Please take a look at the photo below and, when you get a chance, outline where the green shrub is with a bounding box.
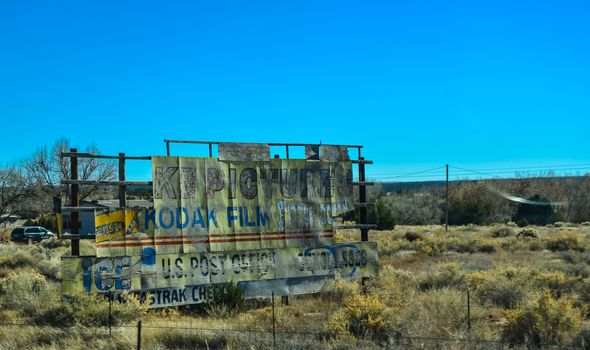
[502,289,584,347]
[368,198,396,230]
[205,282,245,317]
[404,231,422,242]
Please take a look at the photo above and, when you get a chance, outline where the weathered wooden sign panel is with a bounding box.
[95,156,354,257]
[62,241,378,307]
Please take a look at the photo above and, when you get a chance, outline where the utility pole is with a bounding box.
[445,164,449,232]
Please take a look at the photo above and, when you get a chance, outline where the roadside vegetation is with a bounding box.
[1,224,590,349]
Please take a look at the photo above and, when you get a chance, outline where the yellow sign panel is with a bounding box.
[96,156,354,257]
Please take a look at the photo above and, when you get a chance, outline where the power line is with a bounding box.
[368,164,590,181]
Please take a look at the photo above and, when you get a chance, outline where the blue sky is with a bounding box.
[1,0,589,181]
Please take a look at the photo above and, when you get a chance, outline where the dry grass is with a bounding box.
[0,224,589,349]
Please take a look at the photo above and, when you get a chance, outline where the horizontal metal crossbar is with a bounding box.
[61,180,152,186]
[164,139,363,149]
[61,152,151,160]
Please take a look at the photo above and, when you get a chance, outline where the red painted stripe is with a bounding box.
[102,229,334,242]
[97,234,334,248]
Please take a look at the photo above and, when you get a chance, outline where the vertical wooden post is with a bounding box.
[208,143,213,157]
[271,292,276,349]
[285,145,289,159]
[108,293,113,337]
[136,320,142,350]
[119,153,126,208]
[445,164,449,232]
[166,141,170,156]
[70,148,80,256]
[359,156,368,242]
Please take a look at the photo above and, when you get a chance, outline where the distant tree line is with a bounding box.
[344,176,590,229]
[0,138,115,225]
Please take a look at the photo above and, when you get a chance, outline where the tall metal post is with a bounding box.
[70,148,80,256]
[445,164,449,232]
[119,153,126,208]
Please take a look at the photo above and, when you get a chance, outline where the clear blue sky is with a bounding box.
[1,0,589,181]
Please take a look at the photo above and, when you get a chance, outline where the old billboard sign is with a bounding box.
[62,145,377,307]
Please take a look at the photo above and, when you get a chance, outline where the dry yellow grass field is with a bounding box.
[1,224,590,349]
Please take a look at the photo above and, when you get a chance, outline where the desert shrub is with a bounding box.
[491,227,514,238]
[205,281,245,317]
[445,236,476,253]
[404,231,422,242]
[0,269,57,315]
[502,289,584,347]
[447,182,513,225]
[366,265,412,307]
[40,238,70,249]
[528,238,545,251]
[572,328,590,349]
[578,278,590,304]
[533,271,578,297]
[418,263,464,291]
[517,228,539,238]
[419,236,447,256]
[155,331,227,350]
[325,278,361,302]
[36,256,62,280]
[394,287,493,343]
[35,292,147,327]
[466,268,532,309]
[386,191,443,225]
[545,232,584,252]
[472,237,498,253]
[0,250,36,269]
[328,294,392,341]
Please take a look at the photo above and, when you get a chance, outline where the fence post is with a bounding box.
[271,292,276,349]
[137,320,142,350]
[467,290,472,332]
[108,293,112,337]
